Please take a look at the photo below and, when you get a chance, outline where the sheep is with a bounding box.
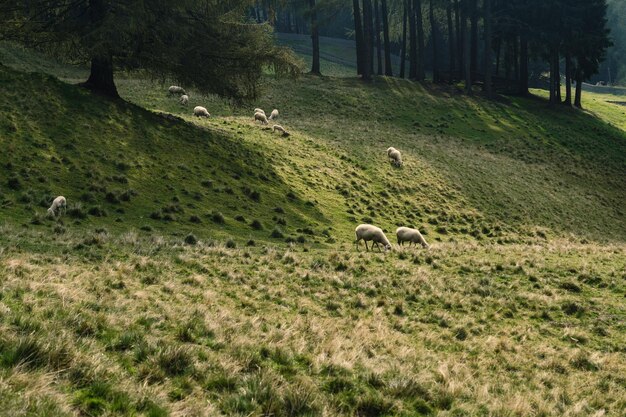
[396,227,429,248]
[194,106,210,118]
[272,124,290,137]
[180,94,189,106]
[254,111,269,125]
[254,108,266,115]
[268,109,279,120]
[355,224,392,252]
[47,196,66,217]
[387,147,402,166]
[168,85,186,96]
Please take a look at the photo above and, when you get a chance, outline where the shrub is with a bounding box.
[184,234,198,245]
[250,219,263,230]
[270,227,284,239]
[211,211,225,224]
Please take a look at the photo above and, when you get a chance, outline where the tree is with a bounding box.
[381,0,393,76]
[400,0,408,78]
[415,0,426,80]
[0,0,300,101]
[309,0,321,75]
[353,0,366,75]
[483,0,493,97]
[447,0,456,78]
[430,0,440,83]
[374,0,383,75]
[362,0,375,78]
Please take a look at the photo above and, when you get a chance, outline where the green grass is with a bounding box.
[0,43,625,416]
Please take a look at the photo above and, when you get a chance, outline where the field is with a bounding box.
[0,42,625,416]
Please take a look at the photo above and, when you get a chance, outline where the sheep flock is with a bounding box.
[42,86,426,254]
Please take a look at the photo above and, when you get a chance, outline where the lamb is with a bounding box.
[272,125,290,137]
[387,147,403,166]
[180,94,189,106]
[396,227,429,248]
[47,196,66,217]
[268,109,279,120]
[254,108,266,115]
[168,85,186,96]
[254,111,269,125]
[355,224,392,252]
[193,106,210,118]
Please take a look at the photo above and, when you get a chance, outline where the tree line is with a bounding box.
[0,0,302,100]
[263,0,612,107]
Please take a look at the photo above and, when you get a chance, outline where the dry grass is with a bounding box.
[1,227,624,416]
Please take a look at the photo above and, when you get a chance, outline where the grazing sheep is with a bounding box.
[355,224,392,252]
[396,227,429,248]
[272,125,290,137]
[180,94,189,106]
[254,108,266,115]
[194,106,210,118]
[387,147,402,166]
[254,112,269,125]
[269,109,279,120]
[47,196,66,217]
[168,85,186,96]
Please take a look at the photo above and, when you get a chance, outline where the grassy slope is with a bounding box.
[0,43,625,417]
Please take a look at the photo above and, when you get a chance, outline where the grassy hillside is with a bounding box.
[0,44,625,417]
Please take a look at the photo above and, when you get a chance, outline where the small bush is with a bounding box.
[226,239,236,249]
[270,227,284,239]
[250,219,263,230]
[184,234,198,245]
[211,211,225,224]
[189,215,202,224]
[235,215,246,222]
[7,176,21,190]
[88,206,107,217]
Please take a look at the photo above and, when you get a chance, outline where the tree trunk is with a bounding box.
[555,49,561,102]
[83,54,118,98]
[353,0,365,76]
[381,0,393,76]
[462,1,471,93]
[363,0,374,79]
[574,65,583,108]
[518,32,529,95]
[549,47,556,104]
[447,1,455,78]
[461,3,472,94]
[400,0,408,78]
[255,0,261,23]
[495,36,501,75]
[430,0,439,83]
[513,36,519,81]
[483,0,492,97]
[455,0,462,79]
[309,0,321,75]
[469,0,478,76]
[564,52,572,105]
[374,0,383,75]
[409,0,418,79]
[415,0,425,81]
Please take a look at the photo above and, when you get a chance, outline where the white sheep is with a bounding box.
[254,108,266,115]
[396,227,429,248]
[194,106,210,118]
[180,94,189,106]
[254,112,269,125]
[269,109,279,120]
[168,85,186,96]
[387,147,402,166]
[272,125,290,137]
[355,224,392,252]
[47,196,66,217]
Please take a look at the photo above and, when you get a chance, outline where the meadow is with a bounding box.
[0,42,625,416]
